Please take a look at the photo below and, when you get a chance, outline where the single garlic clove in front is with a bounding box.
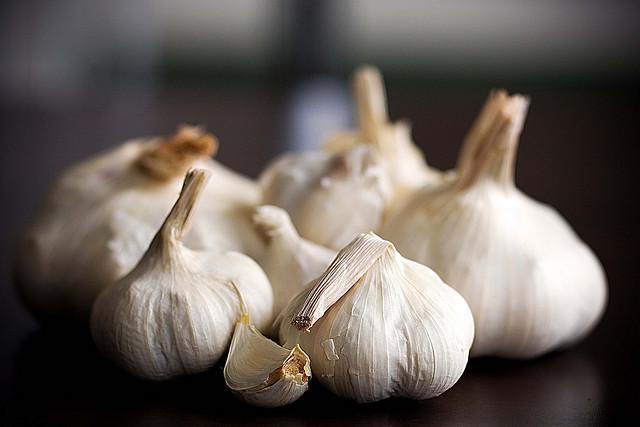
[224,285,311,408]
[325,65,442,203]
[383,91,607,359]
[14,125,263,322]
[90,169,273,380]
[278,232,474,403]
[260,145,393,250]
[253,205,336,318]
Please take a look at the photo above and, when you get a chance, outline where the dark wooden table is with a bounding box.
[1,84,637,426]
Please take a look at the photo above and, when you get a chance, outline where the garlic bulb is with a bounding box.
[383,91,607,359]
[260,145,392,250]
[15,125,263,321]
[224,285,311,407]
[253,205,336,317]
[91,169,273,380]
[325,65,442,199]
[277,232,474,403]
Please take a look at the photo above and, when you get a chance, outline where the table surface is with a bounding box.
[0,84,637,426]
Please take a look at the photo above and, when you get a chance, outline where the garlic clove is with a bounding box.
[382,91,607,359]
[325,65,442,199]
[224,286,311,408]
[15,126,263,322]
[253,205,336,318]
[260,145,392,250]
[91,169,273,380]
[278,232,474,403]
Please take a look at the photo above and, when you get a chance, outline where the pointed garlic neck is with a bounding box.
[136,125,218,181]
[293,233,391,331]
[455,92,529,191]
[354,66,389,142]
[146,169,211,259]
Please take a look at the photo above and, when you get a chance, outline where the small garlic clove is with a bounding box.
[91,169,273,380]
[253,205,336,318]
[224,287,311,408]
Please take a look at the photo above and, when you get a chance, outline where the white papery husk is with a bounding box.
[277,233,474,403]
[91,169,273,380]
[15,126,263,322]
[383,91,607,359]
[224,305,311,408]
[259,145,392,250]
[253,205,336,318]
[325,65,443,204]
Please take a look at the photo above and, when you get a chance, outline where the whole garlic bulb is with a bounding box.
[15,125,263,322]
[277,232,474,403]
[253,205,336,318]
[224,285,311,408]
[383,91,607,359]
[325,65,442,199]
[91,169,273,380]
[260,145,392,250]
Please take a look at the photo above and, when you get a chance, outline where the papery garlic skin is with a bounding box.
[260,146,392,250]
[325,65,442,200]
[225,306,311,407]
[278,233,474,403]
[383,92,607,359]
[15,126,263,322]
[253,205,336,317]
[91,169,273,380]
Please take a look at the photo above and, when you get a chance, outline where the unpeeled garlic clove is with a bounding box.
[91,169,273,380]
[260,145,392,250]
[253,205,336,318]
[224,285,311,408]
[278,232,474,403]
[383,91,607,359]
[14,125,263,322]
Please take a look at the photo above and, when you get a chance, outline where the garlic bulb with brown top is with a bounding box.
[14,126,263,322]
[383,91,607,359]
[91,169,273,380]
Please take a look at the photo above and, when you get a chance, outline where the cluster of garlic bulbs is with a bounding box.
[14,125,264,322]
[14,64,606,408]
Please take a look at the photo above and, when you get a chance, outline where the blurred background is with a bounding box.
[1,1,639,425]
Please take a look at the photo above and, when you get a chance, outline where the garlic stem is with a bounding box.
[354,65,389,141]
[456,93,529,190]
[293,233,391,331]
[136,125,218,181]
[456,90,508,174]
[154,168,211,247]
